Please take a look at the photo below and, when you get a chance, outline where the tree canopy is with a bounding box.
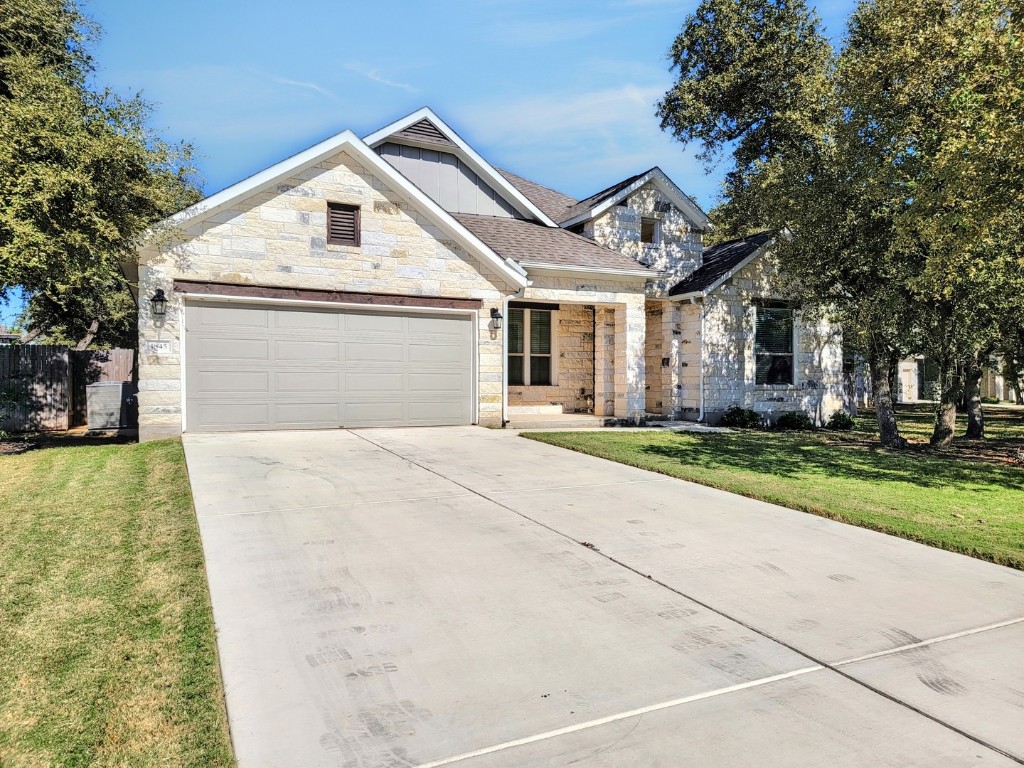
[0,0,200,348]
[659,0,1024,446]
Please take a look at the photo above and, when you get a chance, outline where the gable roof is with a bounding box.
[453,214,652,276]
[560,167,712,231]
[148,129,528,289]
[669,231,774,298]
[496,169,578,224]
[362,108,558,227]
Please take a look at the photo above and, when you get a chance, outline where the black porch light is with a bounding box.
[149,288,167,317]
[490,308,503,329]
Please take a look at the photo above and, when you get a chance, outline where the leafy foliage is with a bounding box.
[775,411,816,431]
[720,406,764,429]
[659,0,1024,446]
[0,1,200,348]
[825,410,855,431]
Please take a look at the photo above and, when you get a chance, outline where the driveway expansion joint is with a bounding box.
[351,430,1024,767]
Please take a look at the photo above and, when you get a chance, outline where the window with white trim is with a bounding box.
[508,307,553,386]
[641,217,661,245]
[755,303,795,385]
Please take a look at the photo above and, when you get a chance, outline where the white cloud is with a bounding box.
[271,77,334,98]
[344,64,417,93]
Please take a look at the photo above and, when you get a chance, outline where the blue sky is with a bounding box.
[1,0,857,327]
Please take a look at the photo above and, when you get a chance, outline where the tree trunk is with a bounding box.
[869,347,904,448]
[964,362,985,439]
[930,356,961,447]
[74,319,99,351]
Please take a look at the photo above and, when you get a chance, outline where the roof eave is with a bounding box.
[143,130,528,290]
[668,237,775,300]
[520,261,657,280]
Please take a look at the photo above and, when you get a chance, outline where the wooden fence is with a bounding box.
[0,345,135,432]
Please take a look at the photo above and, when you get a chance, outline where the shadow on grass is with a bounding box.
[638,431,1024,493]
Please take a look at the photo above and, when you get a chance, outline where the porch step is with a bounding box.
[507,404,565,415]
[507,413,611,429]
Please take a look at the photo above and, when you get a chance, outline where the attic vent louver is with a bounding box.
[395,118,455,146]
[655,201,672,213]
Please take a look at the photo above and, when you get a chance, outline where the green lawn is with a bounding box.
[0,439,234,767]
[525,405,1024,569]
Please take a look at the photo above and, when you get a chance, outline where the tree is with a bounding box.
[0,0,199,349]
[658,0,1024,448]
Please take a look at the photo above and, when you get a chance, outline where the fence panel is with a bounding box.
[0,345,71,431]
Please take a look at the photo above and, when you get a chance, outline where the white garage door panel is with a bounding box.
[185,302,474,432]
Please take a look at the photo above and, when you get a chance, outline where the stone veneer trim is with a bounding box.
[173,279,483,310]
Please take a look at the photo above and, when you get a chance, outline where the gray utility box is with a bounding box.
[86,381,137,430]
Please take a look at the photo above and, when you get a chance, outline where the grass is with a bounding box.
[525,405,1024,569]
[0,438,234,767]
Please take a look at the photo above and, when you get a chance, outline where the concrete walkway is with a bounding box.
[184,427,1024,768]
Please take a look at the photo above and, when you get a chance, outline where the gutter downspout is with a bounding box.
[690,295,706,422]
[501,283,530,427]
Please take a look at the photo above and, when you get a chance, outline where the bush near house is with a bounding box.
[0,437,234,767]
[775,411,816,431]
[826,410,856,431]
[719,406,764,429]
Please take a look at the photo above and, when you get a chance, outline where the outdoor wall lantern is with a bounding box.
[149,288,167,318]
[490,308,503,330]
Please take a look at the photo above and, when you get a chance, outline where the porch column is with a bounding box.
[662,302,684,418]
[594,306,616,417]
[613,297,646,421]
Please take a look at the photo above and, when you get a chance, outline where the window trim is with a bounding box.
[640,216,661,245]
[327,202,361,247]
[508,306,557,387]
[754,302,796,386]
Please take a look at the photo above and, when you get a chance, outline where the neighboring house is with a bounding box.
[898,356,1021,404]
[131,107,844,441]
[0,326,21,344]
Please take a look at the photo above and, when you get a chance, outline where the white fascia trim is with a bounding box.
[667,241,774,301]
[560,167,712,232]
[148,129,527,289]
[362,107,559,228]
[520,262,656,280]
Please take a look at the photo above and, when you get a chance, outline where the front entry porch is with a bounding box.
[504,292,647,424]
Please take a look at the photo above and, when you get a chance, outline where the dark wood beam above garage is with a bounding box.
[173,280,484,310]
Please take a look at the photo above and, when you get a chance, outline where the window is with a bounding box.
[327,203,360,246]
[508,307,553,386]
[641,217,661,245]
[755,303,794,385]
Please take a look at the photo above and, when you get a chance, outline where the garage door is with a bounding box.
[184,302,474,431]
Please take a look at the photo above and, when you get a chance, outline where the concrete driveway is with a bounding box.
[184,427,1024,767]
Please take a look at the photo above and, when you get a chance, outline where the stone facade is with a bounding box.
[507,304,595,413]
[591,183,703,297]
[698,257,844,425]
[137,148,518,440]
[512,275,648,420]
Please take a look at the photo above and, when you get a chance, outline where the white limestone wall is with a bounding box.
[137,148,517,440]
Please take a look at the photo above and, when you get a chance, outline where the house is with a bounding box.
[132,108,844,441]
[0,326,21,344]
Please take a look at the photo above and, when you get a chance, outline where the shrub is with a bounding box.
[825,410,855,431]
[775,411,816,431]
[719,406,763,429]
[980,396,1000,404]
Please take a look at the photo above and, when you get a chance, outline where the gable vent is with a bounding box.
[655,201,672,213]
[395,118,456,147]
[327,203,360,246]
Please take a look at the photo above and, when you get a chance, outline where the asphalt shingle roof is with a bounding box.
[669,231,774,296]
[454,213,650,273]
[561,169,652,222]
[496,169,578,223]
